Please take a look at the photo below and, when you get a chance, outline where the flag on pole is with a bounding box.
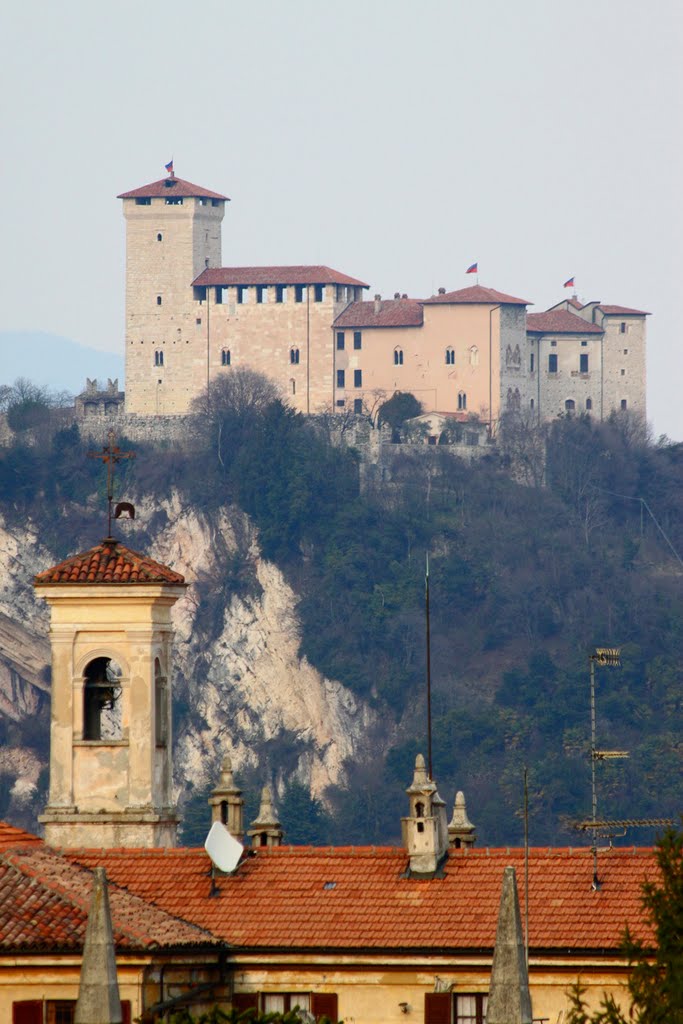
[564,277,575,288]
[165,159,174,176]
[466,263,478,274]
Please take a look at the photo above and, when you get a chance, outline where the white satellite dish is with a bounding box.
[204,821,244,873]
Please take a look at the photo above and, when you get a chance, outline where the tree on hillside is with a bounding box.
[566,824,683,1024]
[377,391,423,433]
[1,377,72,434]
[192,369,281,470]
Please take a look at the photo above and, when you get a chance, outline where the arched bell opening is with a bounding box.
[83,657,123,741]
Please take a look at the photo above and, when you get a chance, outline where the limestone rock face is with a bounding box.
[0,498,374,833]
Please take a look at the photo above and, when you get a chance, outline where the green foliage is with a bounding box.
[566,825,683,1024]
[377,391,423,430]
[167,1004,339,1024]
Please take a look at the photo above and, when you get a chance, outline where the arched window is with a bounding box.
[445,347,455,365]
[154,350,164,367]
[157,233,163,242]
[154,658,167,747]
[469,345,479,367]
[394,347,403,365]
[290,348,300,365]
[586,397,593,410]
[458,391,467,411]
[221,349,231,366]
[565,398,576,413]
[415,801,425,818]
[83,657,123,741]
[156,295,162,306]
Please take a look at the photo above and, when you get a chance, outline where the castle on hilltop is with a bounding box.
[119,170,648,425]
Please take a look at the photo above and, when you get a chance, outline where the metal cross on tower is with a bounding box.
[88,431,136,537]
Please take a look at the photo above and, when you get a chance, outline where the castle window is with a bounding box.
[621,398,628,410]
[156,295,162,306]
[445,347,455,365]
[469,345,479,367]
[580,353,589,373]
[336,399,346,407]
[196,318,202,326]
[621,368,626,375]
[624,348,629,354]
[135,197,151,205]
[336,332,345,351]
[221,349,231,366]
[276,285,287,303]
[314,284,325,302]
[336,285,344,301]
[458,391,467,410]
[550,339,557,347]
[211,198,220,207]
[530,398,534,409]
[529,352,535,373]
[83,657,123,742]
[581,340,588,347]
[354,398,363,413]
[415,801,425,818]
[586,398,593,410]
[353,331,362,350]
[215,287,223,305]
[295,285,306,303]
[256,285,267,304]
[291,379,296,395]
[620,322,627,334]
[394,347,404,365]
[354,369,362,387]
[237,286,248,304]
[157,233,163,241]
[548,354,558,373]
[154,350,164,367]
[164,197,183,205]
[337,369,345,388]
[290,348,300,365]
[154,659,167,747]
[565,399,575,412]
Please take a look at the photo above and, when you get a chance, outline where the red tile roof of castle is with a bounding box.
[334,298,424,328]
[68,844,655,953]
[0,822,43,850]
[34,539,185,586]
[598,304,650,316]
[423,286,529,306]
[117,176,229,201]
[0,845,218,953]
[194,266,369,288]
[527,311,604,334]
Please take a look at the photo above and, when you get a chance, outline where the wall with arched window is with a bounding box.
[290,348,300,365]
[445,347,455,365]
[83,656,123,741]
[394,347,403,365]
[457,391,467,411]
[221,349,231,366]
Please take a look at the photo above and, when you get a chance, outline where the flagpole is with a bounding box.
[425,553,433,781]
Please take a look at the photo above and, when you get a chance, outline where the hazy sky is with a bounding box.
[2,0,682,437]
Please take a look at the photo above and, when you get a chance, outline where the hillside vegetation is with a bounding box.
[0,377,681,847]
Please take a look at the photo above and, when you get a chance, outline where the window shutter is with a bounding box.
[312,992,338,1021]
[13,1003,43,1024]
[121,1001,132,1024]
[425,992,452,1024]
[233,992,259,1015]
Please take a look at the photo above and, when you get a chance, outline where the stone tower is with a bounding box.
[118,172,229,415]
[247,786,284,848]
[35,537,186,848]
[208,754,245,841]
[400,754,449,874]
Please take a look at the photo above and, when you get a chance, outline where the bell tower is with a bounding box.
[35,537,186,849]
[401,754,449,874]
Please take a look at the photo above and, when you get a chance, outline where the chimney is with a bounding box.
[208,753,245,841]
[400,754,449,875]
[402,293,408,299]
[448,790,476,849]
[374,293,382,315]
[247,785,284,848]
[438,287,446,295]
[394,292,401,299]
[74,868,122,1024]
[486,867,533,1024]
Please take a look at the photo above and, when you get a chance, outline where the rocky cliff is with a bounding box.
[0,496,374,836]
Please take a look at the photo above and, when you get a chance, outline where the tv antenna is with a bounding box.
[204,820,244,895]
[88,430,136,537]
[574,647,674,889]
[425,552,433,781]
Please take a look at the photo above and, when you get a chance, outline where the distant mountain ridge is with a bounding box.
[0,331,124,396]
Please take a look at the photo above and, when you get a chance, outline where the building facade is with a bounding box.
[119,170,648,426]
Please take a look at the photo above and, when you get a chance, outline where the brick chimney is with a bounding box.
[247,785,284,848]
[374,293,382,315]
[208,753,244,841]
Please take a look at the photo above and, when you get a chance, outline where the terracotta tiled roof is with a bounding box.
[423,286,529,306]
[598,304,650,316]
[69,845,655,953]
[0,822,43,850]
[34,539,185,586]
[334,299,424,329]
[0,847,219,953]
[527,311,603,334]
[194,266,369,288]
[118,176,229,201]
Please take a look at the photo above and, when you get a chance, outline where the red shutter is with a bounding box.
[13,1003,43,1024]
[233,992,259,1016]
[312,993,338,1022]
[425,992,452,1024]
[121,1001,132,1024]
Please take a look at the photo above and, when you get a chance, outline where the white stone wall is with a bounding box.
[533,332,604,420]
